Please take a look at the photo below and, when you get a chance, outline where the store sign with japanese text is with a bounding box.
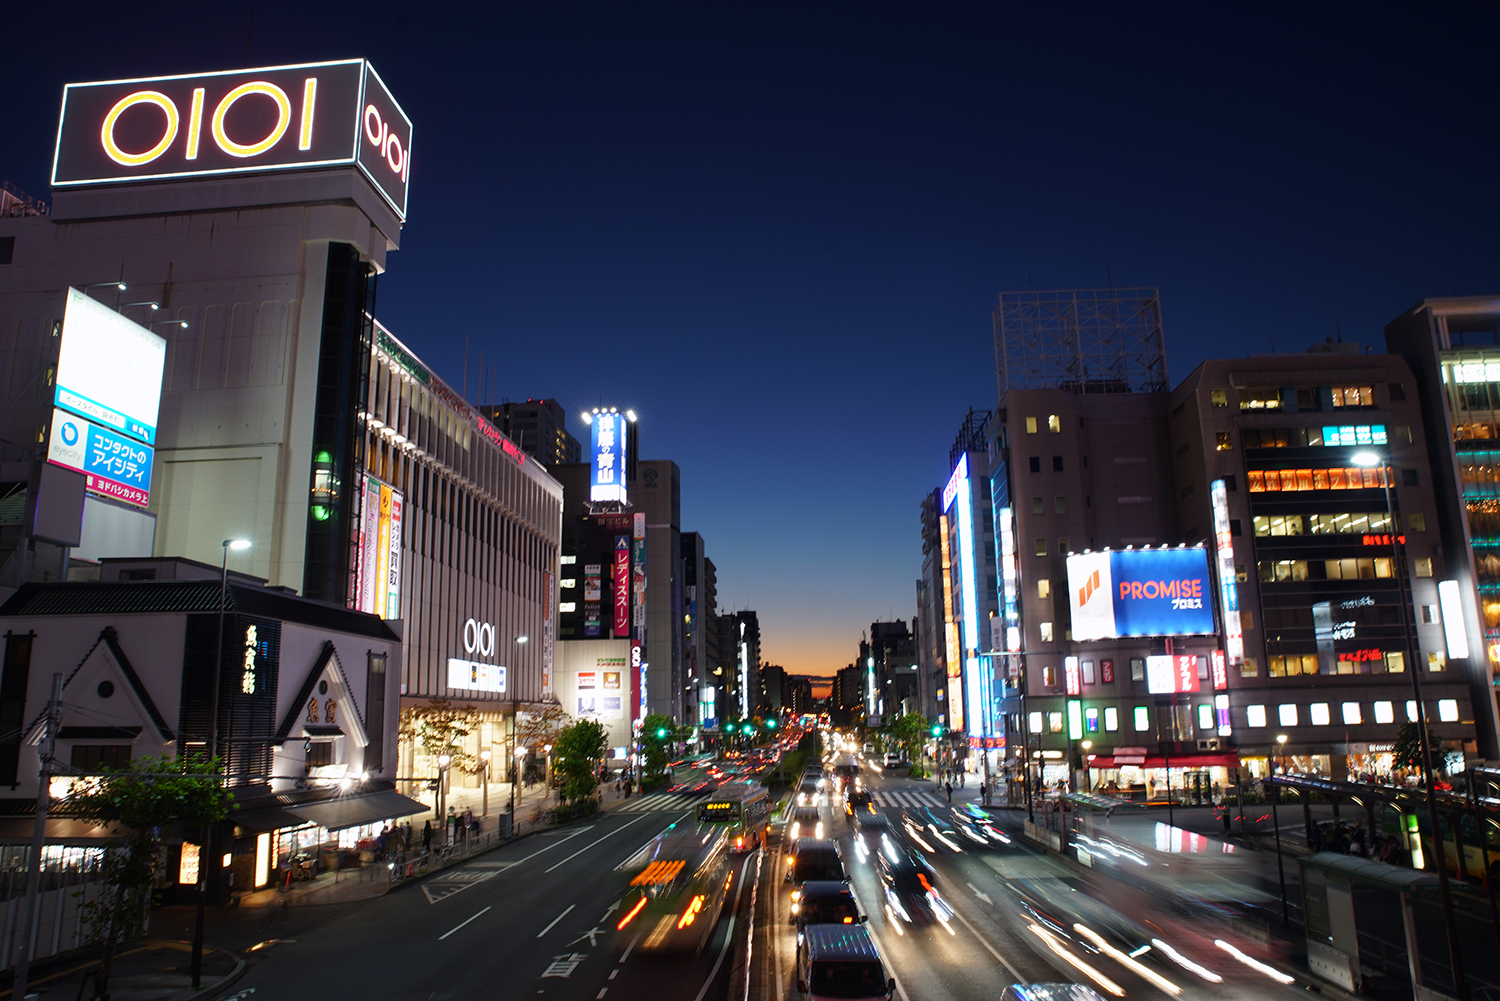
[353,474,402,619]
[1145,654,1200,694]
[591,412,628,503]
[52,60,412,220]
[613,536,630,636]
[55,288,166,446]
[47,408,154,508]
[1067,548,1215,641]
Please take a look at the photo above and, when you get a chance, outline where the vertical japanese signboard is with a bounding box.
[583,563,602,637]
[590,412,628,503]
[353,473,402,619]
[612,536,630,637]
[633,512,647,721]
[1210,479,1243,666]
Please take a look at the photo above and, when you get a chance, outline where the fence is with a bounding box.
[0,846,105,970]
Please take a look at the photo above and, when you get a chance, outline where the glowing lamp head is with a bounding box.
[225,539,251,551]
[1351,451,1382,468]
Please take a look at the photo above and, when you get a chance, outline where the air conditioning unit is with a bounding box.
[1197,739,1220,751]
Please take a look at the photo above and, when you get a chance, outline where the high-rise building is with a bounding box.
[681,532,717,727]
[477,399,582,468]
[832,663,864,726]
[1386,298,1500,756]
[760,663,786,714]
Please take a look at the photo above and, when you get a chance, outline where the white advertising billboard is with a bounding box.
[56,289,167,445]
[352,473,402,619]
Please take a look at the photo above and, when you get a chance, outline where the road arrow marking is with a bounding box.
[600,900,620,922]
[967,882,993,905]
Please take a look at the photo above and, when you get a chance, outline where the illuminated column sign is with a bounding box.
[1210,479,1244,665]
[591,412,629,503]
[1000,506,1020,653]
[945,455,985,740]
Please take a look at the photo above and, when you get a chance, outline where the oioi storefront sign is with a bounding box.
[52,59,412,220]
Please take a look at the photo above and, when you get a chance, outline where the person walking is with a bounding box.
[979,781,987,806]
[945,780,953,803]
[422,820,434,853]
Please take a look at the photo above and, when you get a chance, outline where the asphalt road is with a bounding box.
[764,754,1318,1001]
[235,794,748,1001]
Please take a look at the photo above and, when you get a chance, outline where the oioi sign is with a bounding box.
[52,59,412,220]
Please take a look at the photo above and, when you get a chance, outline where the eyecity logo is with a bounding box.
[53,59,413,221]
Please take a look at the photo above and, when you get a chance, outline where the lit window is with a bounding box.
[1197,705,1213,730]
[1037,579,1051,599]
[1085,708,1099,732]
[1240,658,1258,678]
[1341,702,1362,725]
[1025,417,1038,434]
[560,578,577,589]
[1104,707,1119,732]
[1246,705,1267,727]
[1278,704,1298,727]
[1428,652,1446,671]
[1039,622,1054,642]
[1133,706,1150,731]
[1310,703,1331,726]
[1048,712,1063,733]
[1373,702,1394,724]
[1414,558,1433,578]
[1210,389,1228,408]
[1028,711,1043,734]
[560,555,577,564]
[1330,385,1375,407]
[1035,539,1047,557]
[1410,512,1427,532]
[1048,415,1061,433]
[1439,699,1459,723]
[1386,651,1406,673]
[558,602,577,613]
[1216,431,1233,451]
[1406,700,1418,722]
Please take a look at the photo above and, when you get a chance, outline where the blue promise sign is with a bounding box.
[1067,547,1215,641]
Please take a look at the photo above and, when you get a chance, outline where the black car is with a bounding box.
[787,804,824,842]
[792,879,864,933]
[874,840,952,926]
[787,838,848,909]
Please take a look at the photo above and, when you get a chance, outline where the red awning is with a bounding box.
[1086,753,1242,769]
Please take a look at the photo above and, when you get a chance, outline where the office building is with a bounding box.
[477,399,582,468]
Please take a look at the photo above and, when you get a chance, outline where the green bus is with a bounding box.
[697,781,771,852]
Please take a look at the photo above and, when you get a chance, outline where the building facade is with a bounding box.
[477,399,582,468]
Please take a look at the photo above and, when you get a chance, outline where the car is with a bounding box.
[787,838,848,908]
[798,777,822,805]
[844,789,873,816]
[874,839,952,927]
[798,924,894,1001]
[792,879,864,932]
[882,752,902,769]
[788,805,824,841]
[849,811,892,861]
[999,987,1108,1001]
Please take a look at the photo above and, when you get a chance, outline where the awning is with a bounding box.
[286,790,427,832]
[229,807,311,833]
[1086,752,1242,769]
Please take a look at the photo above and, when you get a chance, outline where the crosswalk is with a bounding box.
[870,790,949,810]
[612,792,701,813]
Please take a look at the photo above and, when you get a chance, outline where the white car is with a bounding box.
[883,753,902,769]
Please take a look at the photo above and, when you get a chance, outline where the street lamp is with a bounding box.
[1276,733,1288,774]
[151,318,189,330]
[480,749,491,818]
[192,537,248,988]
[1351,448,1467,995]
[437,753,452,838]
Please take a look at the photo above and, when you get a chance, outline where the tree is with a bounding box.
[554,719,609,805]
[890,712,927,765]
[1393,721,1440,774]
[399,700,483,775]
[70,755,233,999]
[516,703,569,752]
[640,713,674,782]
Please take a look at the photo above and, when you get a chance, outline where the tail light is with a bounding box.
[678,894,706,929]
[617,897,648,930]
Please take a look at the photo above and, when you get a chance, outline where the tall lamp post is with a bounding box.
[480,749,491,818]
[191,537,248,989]
[1273,734,1289,926]
[1353,449,1468,998]
[437,753,452,841]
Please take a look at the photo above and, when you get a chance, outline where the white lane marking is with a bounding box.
[945,890,1028,983]
[544,815,649,873]
[618,931,643,963]
[512,826,596,865]
[966,882,993,905]
[438,905,491,940]
[608,970,619,980]
[691,854,753,1001]
[536,904,576,938]
[596,991,607,999]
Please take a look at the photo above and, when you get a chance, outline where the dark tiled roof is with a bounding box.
[0,580,399,641]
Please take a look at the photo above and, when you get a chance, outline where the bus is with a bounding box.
[615,821,733,955]
[697,781,771,852]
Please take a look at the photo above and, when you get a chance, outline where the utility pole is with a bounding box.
[14,673,62,999]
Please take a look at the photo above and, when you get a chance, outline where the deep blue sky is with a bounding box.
[8,3,1499,675]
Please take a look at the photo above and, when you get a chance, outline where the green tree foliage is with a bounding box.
[890,712,927,765]
[70,755,233,999]
[640,713,674,781]
[399,699,483,775]
[554,719,609,805]
[1393,721,1439,774]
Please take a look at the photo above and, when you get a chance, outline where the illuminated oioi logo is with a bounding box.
[99,79,317,166]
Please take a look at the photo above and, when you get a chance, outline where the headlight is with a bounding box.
[791,823,800,839]
[815,822,824,839]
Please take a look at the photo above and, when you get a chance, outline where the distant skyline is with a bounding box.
[6,3,1499,678]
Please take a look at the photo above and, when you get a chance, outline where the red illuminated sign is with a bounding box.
[1100,658,1114,684]
[1064,659,1081,696]
[52,60,412,220]
[1338,648,1383,663]
[1361,534,1405,547]
[1211,650,1227,691]
[613,537,630,637]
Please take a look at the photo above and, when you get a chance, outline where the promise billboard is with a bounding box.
[1066,547,1215,640]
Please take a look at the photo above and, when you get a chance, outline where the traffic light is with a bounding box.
[931,724,943,738]
[766,719,777,730]
[656,727,668,739]
[743,723,754,734]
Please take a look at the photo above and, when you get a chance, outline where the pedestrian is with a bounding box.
[959,769,965,789]
[422,820,433,853]
[945,780,953,803]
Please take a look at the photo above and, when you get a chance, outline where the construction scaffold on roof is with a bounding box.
[993,288,1168,397]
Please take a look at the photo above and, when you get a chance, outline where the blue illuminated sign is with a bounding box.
[1067,547,1215,641]
[590,412,628,503]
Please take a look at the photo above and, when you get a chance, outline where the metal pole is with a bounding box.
[1166,744,1173,828]
[1270,777,1289,927]
[510,695,517,822]
[191,543,231,988]
[1383,463,1467,998]
[13,674,61,999]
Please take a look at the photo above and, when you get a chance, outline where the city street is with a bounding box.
[234,794,744,1001]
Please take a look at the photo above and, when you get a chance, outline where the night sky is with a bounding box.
[7,4,1499,678]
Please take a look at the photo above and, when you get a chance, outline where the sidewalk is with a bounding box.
[0,939,243,1001]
